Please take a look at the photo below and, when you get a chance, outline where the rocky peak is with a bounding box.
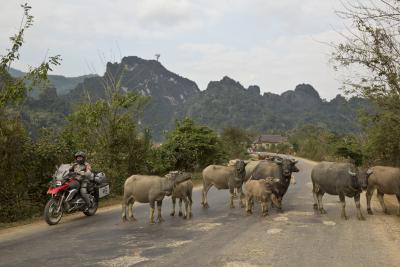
[247,85,261,95]
[294,84,320,99]
[206,76,246,94]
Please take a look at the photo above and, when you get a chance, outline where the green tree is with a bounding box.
[332,0,400,166]
[159,118,227,172]
[64,91,150,194]
[288,125,338,161]
[0,3,62,222]
[220,126,255,159]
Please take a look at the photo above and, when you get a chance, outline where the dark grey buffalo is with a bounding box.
[311,162,371,220]
[250,157,299,209]
[366,166,400,216]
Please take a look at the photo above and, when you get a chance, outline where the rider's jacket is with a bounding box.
[70,162,92,181]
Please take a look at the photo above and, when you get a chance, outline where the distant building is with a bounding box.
[252,134,289,151]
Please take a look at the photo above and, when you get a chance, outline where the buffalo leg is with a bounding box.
[237,187,245,208]
[261,201,268,217]
[317,192,326,214]
[188,193,193,219]
[170,197,176,216]
[396,194,400,216]
[201,182,212,208]
[377,191,388,214]
[246,195,253,215]
[183,197,189,219]
[271,194,280,208]
[157,200,164,222]
[122,195,132,222]
[178,198,183,217]
[354,194,365,220]
[149,202,155,224]
[229,187,235,208]
[312,182,319,210]
[312,191,318,210]
[121,198,128,222]
[262,197,271,216]
[276,196,283,212]
[233,188,238,199]
[128,198,136,221]
[339,193,348,220]
[366,186,374,215]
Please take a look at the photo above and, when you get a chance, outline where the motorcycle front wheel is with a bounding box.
[83,199,98,216]
[44,198,63,225]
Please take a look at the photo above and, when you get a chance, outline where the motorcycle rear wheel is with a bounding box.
[44,198,63,225]
[83,199,98,216]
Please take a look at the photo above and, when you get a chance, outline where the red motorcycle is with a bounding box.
[44,164,110,225]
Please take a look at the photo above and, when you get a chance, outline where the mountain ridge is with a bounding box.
[10,56,369,140]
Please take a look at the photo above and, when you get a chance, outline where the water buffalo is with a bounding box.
[245,160,261,180]
[122,171,190,224]
[169,172,193,219]
[249,157,299,209]
[366,166,400,216]
[244,177,280,216]
[311,162,370,220]
[201,160,247,209]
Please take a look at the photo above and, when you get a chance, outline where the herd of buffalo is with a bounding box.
[121,154,400,224]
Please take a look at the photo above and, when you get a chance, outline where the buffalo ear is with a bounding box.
[366,169,373,176]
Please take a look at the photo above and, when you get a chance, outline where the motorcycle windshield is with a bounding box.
[53,164,72,181]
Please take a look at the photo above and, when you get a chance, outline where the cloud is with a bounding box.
[177,30,343,99]
[0,0,349,99]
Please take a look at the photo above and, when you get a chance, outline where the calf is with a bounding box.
[244,177,280,216]
[366,166,400,216]
[170,176,193,219]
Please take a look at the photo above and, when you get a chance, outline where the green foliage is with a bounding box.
[63,91,150,194]
[220,126,255,159]
[360,108,400,166]
[333,1,400,166]
[158,118,227,172]
[0,3,63,223]
[288,125,364,165]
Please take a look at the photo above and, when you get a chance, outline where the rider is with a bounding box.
[70,151,93,210]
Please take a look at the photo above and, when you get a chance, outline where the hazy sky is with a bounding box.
[0,0,349,99]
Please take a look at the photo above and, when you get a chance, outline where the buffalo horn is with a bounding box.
[348,169,357,176]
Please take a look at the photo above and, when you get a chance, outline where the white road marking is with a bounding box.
[286,211,313,216]
[187,222,222,231]
[267,228,282,234]
[99,254,148,267]
[273,216,289,222]
[224,261,262,267]
[323,220,336,226]
[166,240,192,248]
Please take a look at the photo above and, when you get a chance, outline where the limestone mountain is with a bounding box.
[183,77,369,134]
[9,56,370,140]
[65,56,200,138]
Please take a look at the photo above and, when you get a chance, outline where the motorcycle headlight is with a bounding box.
[56,181,62,186]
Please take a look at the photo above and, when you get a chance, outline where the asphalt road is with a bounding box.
[1,159,400,267]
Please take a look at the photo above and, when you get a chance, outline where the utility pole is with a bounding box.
[155,54,160,61]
